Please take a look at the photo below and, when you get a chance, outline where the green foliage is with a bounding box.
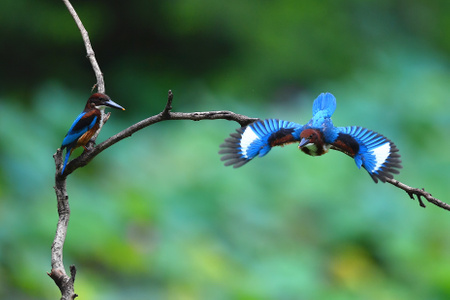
[0,0,449,299]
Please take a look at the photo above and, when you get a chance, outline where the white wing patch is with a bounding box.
[370,142,390,172]
[240,126,259,158]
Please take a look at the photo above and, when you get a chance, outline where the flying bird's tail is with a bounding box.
[312,92,336,118]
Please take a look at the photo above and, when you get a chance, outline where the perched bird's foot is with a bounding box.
[83,141,96,152]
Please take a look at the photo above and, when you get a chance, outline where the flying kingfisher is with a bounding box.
[219,93,401,183]
[60,93,125,174]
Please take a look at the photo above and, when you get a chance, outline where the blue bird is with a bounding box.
[219,93,401,183]
[60,93,125,174]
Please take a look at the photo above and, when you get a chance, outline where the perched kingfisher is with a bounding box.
[60,93,125,174]
[220,93,401,183]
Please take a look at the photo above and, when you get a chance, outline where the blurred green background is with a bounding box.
[1,0,450,299]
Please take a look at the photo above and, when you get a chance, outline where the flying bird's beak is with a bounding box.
[104,99,125,111]
[298,137,310,148]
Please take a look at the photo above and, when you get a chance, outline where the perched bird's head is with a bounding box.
[298,129,328,156]
[86,93,125,111]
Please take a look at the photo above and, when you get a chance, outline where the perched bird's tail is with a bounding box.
[61,147,72,174]
[219,119,302,168]
[312,92,336,118]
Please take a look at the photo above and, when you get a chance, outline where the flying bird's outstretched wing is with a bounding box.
[332,126,402,183]
[220,119,303,168]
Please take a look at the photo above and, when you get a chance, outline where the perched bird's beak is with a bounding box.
[105,99,125,111]
[298,137,310,148]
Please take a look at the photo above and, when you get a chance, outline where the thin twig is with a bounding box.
[385,178,450,211]
[62,0,104,93]
[162,90,174,116]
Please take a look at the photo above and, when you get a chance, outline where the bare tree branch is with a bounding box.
[59,90,259,176]
[49,1,107,299]
[62,0,104,94]
[60,90,449,212]
[52,0,449,299]
[385,178,450,211]
[52,90,449,299]
[51,89,258,299]
[48,153,77,300]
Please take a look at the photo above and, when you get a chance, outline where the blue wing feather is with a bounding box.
[219,119,303,167]
[334,126,402,183]
[61,112,97,148]
[252,122,264,136]
[60,111,98,174]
